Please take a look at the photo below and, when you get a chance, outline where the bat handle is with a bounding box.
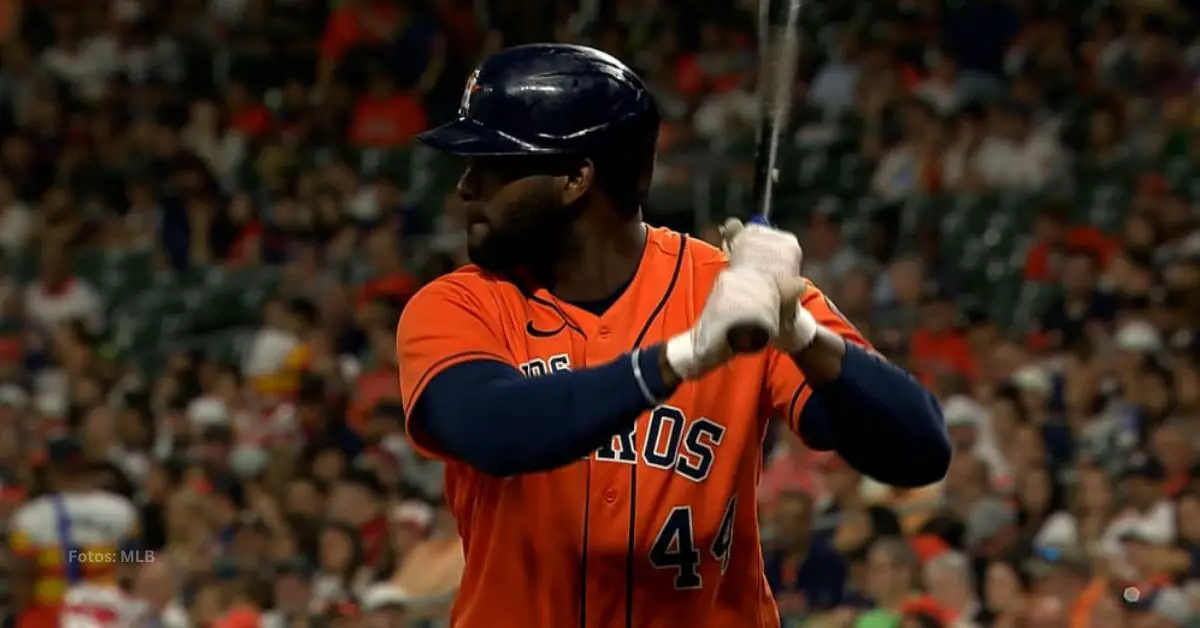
[726,324,771,353]
[725,214,773,352]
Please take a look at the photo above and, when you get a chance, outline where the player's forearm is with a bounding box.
[787,325,847,383]
[414,346,678,476]
[790,341,951,487]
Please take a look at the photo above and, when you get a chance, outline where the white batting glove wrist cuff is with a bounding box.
[665,332,703,380]
[778,306,819,353]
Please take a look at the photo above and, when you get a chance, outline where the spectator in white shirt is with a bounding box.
[180,100,245,191]
[242,297,302,385]
[692,74,757,140]
[24,246,104,334]
[40,12,120,103]
[942,396,1007,482]
[871,99,945,201]
[971,101,1066,191]
[1035,463,1117,552]
[913,47,964,115]
[809,27,862,114]
[1101,457,1176,559]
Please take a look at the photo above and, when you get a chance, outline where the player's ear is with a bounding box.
[561,158,594,205]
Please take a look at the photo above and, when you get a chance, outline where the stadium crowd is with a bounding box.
[0,0,1198,626]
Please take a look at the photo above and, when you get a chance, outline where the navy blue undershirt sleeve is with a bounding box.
[414,345,670,476]
[797,343,950,487]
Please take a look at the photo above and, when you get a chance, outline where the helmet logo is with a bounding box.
[460,69,481,114]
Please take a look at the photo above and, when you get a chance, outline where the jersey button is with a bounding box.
[603,489,617,503]
[597,325,611,337]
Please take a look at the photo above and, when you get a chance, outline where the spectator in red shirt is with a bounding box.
[1024,201,1117,283]
[224,81,272,138]
[910,285,976,385]
[224,193,263,267]
[356,228,418,310]
[674,20,753,96]
[318,0,401,92]
[348,69,428,149]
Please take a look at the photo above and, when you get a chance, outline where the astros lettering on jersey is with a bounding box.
[398,227,868,628]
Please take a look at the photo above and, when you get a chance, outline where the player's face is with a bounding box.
[456,156,588,277]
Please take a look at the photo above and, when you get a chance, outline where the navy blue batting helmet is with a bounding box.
[417,43,660,158]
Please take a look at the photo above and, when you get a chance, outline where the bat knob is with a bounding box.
[726,324,770,354]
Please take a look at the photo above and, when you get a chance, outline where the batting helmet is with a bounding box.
[417,43,660,158]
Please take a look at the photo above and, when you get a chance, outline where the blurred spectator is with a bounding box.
[801,209,862,291]
[871,100,943,201]
[361,582,412,628]
[389,500,462,621]
[312,518,371,609]
[923,550,983,627]
[129,559,188,627]
[856,537,919,627]
[261,556,317,628]
[1024,201,1118,283]
[973,100,1065,190]
[765,490,847,615]
[24,246,103,333]
[808,27,861,115]
[981,558,1026,627]
[913,47,964,116]
[348,67,428,149]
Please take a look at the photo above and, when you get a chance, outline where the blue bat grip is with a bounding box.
[749,215,770,227]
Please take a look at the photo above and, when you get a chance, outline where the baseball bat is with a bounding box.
[726,0,804,354]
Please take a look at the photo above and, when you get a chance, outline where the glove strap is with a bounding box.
[780,306,820,353]
[665,333,701,380]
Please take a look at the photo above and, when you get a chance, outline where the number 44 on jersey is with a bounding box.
[519,355,737,591]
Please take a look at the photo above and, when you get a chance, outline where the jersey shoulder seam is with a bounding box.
[672,230,727,269]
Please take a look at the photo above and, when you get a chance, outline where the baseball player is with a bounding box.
[397,44,950,628]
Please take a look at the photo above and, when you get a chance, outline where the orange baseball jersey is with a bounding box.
[397,226,867,628]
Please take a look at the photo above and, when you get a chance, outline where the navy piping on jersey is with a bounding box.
[578,458,593,628]
[411,229,678,626]
[557,228,643,628]
[619,233,686,628]
[528,293,588,336]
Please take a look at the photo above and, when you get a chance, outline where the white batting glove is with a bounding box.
[665,266,781,379]
[721,218,818,353]
[720,218,804,278]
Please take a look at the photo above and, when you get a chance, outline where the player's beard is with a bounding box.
[467,179,582,284]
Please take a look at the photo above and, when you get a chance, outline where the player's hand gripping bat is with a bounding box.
[725,0,804,354]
